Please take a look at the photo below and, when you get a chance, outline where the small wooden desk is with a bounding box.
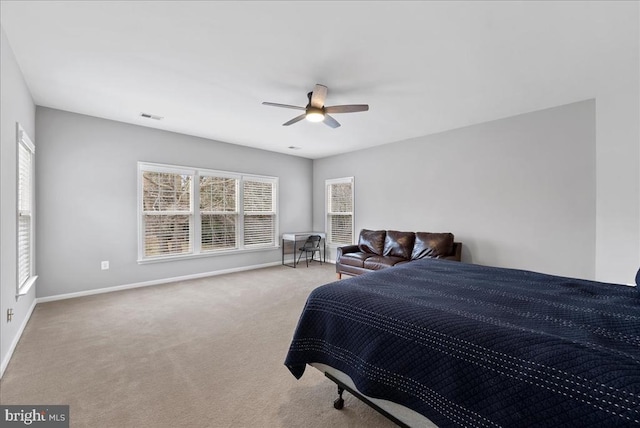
[282,232,326,268]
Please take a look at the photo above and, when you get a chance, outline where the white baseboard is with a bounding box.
[37,261,286,303]
[1,298,37,379]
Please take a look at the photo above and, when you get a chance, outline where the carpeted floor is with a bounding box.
[0,264,398,427]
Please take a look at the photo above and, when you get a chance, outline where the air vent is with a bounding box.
[140,112,163,120]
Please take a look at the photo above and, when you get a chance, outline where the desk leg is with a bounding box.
[282,238,296,268]
[323,240,326,263]
[283,238,297,268]
[293,240,297,268]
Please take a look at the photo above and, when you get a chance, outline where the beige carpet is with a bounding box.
[0,264,397,427]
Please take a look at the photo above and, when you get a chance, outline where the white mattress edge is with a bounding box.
[309,362,438,427]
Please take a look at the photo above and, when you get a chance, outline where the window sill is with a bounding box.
[138,245,280,264]
[328,243,354,248]
[16,275,38,298]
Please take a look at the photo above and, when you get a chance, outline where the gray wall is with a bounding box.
[1,27,37,374]
[593,10,640,284]
[314,100,597,280]
[35,107,313,298]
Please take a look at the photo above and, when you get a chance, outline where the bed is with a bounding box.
[284,258,640,427]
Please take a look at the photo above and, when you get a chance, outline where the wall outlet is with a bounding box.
[7,308,14,322]
[101,261,109,270]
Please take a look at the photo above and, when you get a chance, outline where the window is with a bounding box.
[138,162,278,261]
[326,177,354,245]
[141,167,193,258]
[200,174,237,251]
[17,124,37,296]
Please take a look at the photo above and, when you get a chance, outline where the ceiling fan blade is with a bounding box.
[310,84,328,108]
[323,114,341,129]
[262,102,305,110]
[325,104,369,114]
[283,114,306,126]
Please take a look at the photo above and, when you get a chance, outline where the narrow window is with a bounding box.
[17,124,37,296]
[200,175,238,251]
[243,179,276,247]
[326,177,354,245]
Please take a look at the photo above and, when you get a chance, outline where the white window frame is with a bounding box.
[199,171,239,253]
[138,162,279,263]
[325,177,355,246]
[16,123,37,297]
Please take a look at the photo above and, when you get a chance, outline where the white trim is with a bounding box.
[0,298,37,379]
[17,123,35,152]
[16,275,38,296]
[137,162,193,176]
[137,244,280,264]
[37,261,284,303]
[325,176,355,245]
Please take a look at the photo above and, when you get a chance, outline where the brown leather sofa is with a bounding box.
[336,229,462,278]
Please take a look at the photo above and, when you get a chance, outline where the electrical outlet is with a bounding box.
[7,308,14,322]
[101,261,109,270]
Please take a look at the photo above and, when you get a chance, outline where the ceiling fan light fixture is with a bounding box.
[305,107,325,122]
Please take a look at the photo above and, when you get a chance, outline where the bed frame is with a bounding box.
[310,363,437,427]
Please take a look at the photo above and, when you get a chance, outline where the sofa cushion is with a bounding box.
[411,232,454,260]
[358,229,386,255]
[363,255,406,270]
[383,230,416,259]
[339,252,375,268]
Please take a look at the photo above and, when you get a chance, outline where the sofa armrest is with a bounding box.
[337,244,360,260]
[443,242,462,261]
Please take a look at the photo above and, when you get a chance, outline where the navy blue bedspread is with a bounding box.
[284,259,640,427]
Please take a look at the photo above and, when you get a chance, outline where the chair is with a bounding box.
[297,235,323,267]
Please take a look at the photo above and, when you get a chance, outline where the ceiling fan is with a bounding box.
[262,84,369,128]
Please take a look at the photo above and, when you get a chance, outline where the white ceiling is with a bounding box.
[0,1,630,159]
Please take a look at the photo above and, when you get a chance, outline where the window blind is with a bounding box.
[142,171,192,257]
[243,180,275,246]
[329,215,353,245]
[200,176,238,250]
[17,126,36,294]
[17,214,31,287]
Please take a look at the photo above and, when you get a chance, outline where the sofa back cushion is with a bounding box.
[383,230,415,259]
[411,232,454,260]
[358,229,386,255]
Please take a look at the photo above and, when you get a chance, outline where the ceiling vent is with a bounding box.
[140,112,163,120]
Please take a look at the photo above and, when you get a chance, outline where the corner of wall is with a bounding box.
[1,24,37,379]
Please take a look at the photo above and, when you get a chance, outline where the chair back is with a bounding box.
[303,235,322,249]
